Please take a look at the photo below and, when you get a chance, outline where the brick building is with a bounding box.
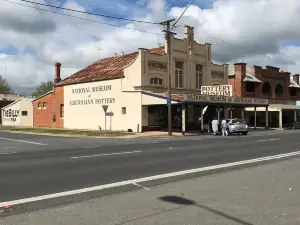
[228,63,300,128]
[32,63,64,128]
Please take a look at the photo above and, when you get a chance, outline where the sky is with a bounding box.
[1,0,300,95]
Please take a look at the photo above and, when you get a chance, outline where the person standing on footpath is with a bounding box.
[221,118,228,136]
[211,117,219,135]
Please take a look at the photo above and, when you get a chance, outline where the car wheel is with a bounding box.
[242,132,248,135]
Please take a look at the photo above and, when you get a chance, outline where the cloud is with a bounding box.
[0,0,300,96]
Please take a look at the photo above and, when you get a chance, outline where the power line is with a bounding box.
[4,0,162,35]
[18,0,159,25]
[171,0,193,30]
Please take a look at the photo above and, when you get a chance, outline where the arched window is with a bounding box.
[262,82,271,95]
[150,78,163,86]
[275,83,284,96]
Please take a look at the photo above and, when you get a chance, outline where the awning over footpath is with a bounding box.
[142,91,269,107]
[245,104,298,112]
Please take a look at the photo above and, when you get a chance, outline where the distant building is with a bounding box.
[1,98,34,127]
[0,93,23,124]
[228,63,300,128]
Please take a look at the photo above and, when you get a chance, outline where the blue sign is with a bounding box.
[167,98,171,106]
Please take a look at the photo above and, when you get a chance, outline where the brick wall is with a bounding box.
[33,86,64,128]
[230,64,298,100]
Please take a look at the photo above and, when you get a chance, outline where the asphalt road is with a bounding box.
[0,130,300,215]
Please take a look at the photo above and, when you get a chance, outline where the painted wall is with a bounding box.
[2,100,21,126]
[141,27,227,92]
[64,79,142,132]
[19,99,34,127]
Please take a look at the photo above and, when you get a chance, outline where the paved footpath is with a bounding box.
[1,157,300,225]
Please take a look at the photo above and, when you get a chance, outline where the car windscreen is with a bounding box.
[231,119,246,124]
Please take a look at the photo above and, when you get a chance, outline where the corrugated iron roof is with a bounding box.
[57,46,166,87]
[57,52,138,86]
[0,93,23,101]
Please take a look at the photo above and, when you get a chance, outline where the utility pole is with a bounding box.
[160,19,176,136]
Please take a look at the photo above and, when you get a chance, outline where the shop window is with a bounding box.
[38,102,41,109]
[22,111,28,116]
[245,82,255,92]
[150,78,163,86]
[290,88,297,97]
[196,64,203,90]
[43,102,47,109]
[275,83,284,96]
[175,61,183,88]
[60,104,64,118]
[122,107,126,115]
[262,82,271,95]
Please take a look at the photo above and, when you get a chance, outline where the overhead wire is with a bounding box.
[3,0,163,36]
[18,0,160,24]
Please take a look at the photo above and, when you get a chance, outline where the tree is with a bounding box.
[32,81,53,97]
[0,75,12,94]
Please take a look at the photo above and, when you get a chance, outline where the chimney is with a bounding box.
[184,26,194,48]
[54,62,61,84]
[294,74,300,84]
[114,52,117,57]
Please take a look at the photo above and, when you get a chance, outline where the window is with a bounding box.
[275,83,284,96]
[122,107,126,115]
[262,82,271,95]
[60,104,64,118]
[175,61,183,88]
[22,111,28,116]
[245,82,255,92]
[38,102,41,109]
[43,102,47,109]
[291,88,297,97]
[196,64,203,90]
[150,78,163,86]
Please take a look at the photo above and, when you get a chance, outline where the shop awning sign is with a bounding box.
[184,94,268,105]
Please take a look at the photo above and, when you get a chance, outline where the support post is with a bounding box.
[201,104,204,133]
[217,107,220,121]
[160,19,176,136]
[294,110,297,123]
[265,106,268,129]
[182,104,186,136]
[241,108,245,120]
[230,108,233,119]
[254,107,257,130]
[279,109,283,129]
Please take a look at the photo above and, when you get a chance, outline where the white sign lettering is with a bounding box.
[184,94,268,105]
[201,85,232,96]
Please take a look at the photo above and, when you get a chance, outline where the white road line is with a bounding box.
[70,150,142,159]
[0,137,47,146]
[256,138,280,142]
[84,147,94,149]
[1,150,300,207]
[0,152,17,155]
[132,182,151,191]
[4,147,16,149]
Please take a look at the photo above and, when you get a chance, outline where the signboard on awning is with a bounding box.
[184,94,268,105]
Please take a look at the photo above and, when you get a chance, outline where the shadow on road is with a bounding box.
[159,195,253,225]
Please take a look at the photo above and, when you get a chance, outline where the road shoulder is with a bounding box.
[1,157,300,225]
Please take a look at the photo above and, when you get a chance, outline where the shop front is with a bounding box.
[141,91,269,133]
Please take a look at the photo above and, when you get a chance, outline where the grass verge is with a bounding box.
[0,126,134,137]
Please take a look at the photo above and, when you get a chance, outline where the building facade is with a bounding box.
[228,63,300,128]
[1,98,34,127]
[33,26,270,132]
